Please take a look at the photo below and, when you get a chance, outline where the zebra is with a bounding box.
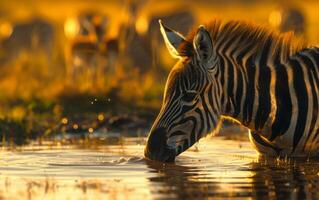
[144,19,319,162]
[65,14,108,86]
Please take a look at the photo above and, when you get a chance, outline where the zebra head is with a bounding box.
[144,21,222,162]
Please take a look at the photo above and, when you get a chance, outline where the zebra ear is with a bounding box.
[159,20,186,58]
[193,26,213,62]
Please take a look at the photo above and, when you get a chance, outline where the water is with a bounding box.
[0,137,319,200]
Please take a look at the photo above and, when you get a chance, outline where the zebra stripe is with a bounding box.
[145,19,319,162]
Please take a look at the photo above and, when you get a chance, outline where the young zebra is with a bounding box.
[144,19,319,162]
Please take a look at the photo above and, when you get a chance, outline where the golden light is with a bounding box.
[73,124,79,129]
[64,17,80,38]
[88,128,94,134]
[98,114,105,121]
[11,106,26,120]
[135,15,148,35]
[61,117,68,124]
[0,21,13,39]
[269,10,282,28]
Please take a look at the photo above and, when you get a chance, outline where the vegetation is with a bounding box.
[0,42,166,145]
[0,0,318,145]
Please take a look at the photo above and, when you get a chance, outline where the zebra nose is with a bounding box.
[144,127,176,162]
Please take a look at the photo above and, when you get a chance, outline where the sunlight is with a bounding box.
[61,118,68,125]
[88,127,94,134]
[64,17,79,39]
[0,21,12,39]
[135,15,149,35]
[73,124,79,129]
[98,114,105,121]
[268,10,282,28]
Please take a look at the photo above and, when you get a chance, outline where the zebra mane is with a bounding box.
[179,19,306,62]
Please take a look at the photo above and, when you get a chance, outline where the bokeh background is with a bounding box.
[0,0,318,144]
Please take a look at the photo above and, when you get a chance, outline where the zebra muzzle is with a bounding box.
[144,127,176,162]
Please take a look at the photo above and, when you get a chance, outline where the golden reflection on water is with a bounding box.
[0,137,319,199]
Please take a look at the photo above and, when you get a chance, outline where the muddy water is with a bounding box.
[0,137,318,200]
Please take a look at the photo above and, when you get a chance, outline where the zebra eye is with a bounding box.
[181,91,197,102]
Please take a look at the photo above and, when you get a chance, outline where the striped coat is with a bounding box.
[144,19,319,162]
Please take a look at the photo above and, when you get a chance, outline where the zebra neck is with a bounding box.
[219,46,277,135]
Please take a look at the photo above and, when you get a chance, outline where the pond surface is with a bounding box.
[0,136,319,200]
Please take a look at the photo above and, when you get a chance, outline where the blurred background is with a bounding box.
[0,0,318,145]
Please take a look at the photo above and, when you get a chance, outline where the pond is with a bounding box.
[0,136,318,200]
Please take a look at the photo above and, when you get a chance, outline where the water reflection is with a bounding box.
[145,156,319,199]
[250,157,319,200]
[1,138,319,199]
[146,160,220,199]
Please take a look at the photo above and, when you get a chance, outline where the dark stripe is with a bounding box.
[235,44,254,119]
[170,116,197,132]
[306,50,319,90]
[228,38,244,117]
[208,83,218,115]
[303,72,317,150]
[225,57,234,113]
[214,68,222,98]
[270,57,292,140]
[226,59,235,112]
[194,108,205,141]
[170,131,187,137]
[223,35,242,115]
[243,55,255,126]
[296,53,318,151]
[200,89,213,133]
[255,38,272,130]
[219,58,226,103]
[166,101,198,132]
[190,114,197,147]
[233,66,243,117]
[290,58,308,151]
[304,50,319,146]
[251,131,282,154]
[308,48,319,142]
[161,99,180,126]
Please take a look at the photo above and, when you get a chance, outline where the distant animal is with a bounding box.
[65,13,110,85]
[144,19,319,162]
[279,7,305,36]
[117,9,195,73]
[67,35,104,81]
[0,18,54,63]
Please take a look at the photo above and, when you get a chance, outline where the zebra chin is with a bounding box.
[144,127,177,162]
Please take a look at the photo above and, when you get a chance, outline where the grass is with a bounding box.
[0,44,165,145]
[1,0,319,145]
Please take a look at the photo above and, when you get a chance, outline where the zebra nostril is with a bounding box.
[144,127,176,162]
